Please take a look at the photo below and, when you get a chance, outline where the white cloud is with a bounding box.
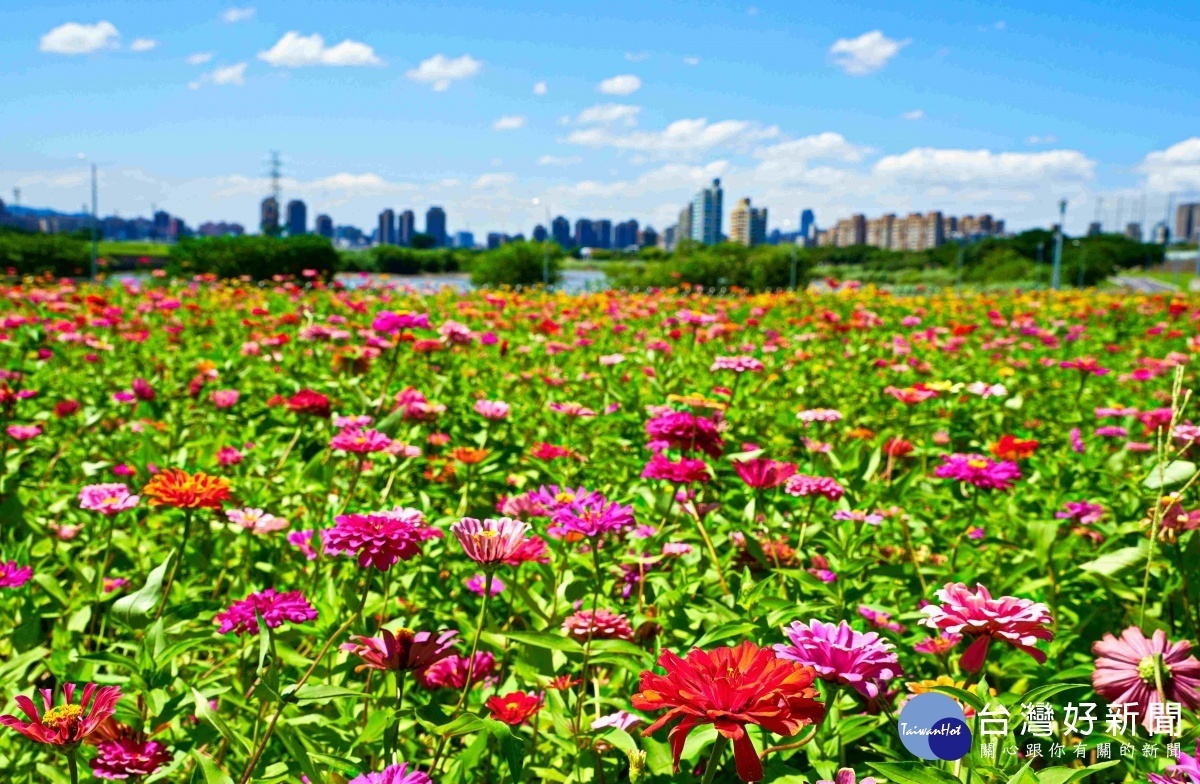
[901,109,924,120]
[189,62,247,89]
[187,52,213,65]
[533,81,547,96]
[39,21,119,55]
[221,7,255,23]
[130,38,157,52]
[575,103,641,126]
[829,30,909,75]
[873,148,1095,185]
[598,74,642,96]
[259,32,383,68]
[537,155,583,166]
[406,54,481,91]
[683,56,700,66]
[492,115,525,131]
[1027,134,1058,145]
[567,117,779,156]
[625,51,651,62]
[473,173,515,189]
[754,132,873,164]
[1139,137,1200,192]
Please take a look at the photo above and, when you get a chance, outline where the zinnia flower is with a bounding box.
[1092,627,1200,729]
[142,469,232,510]
[914,633,962,655]
[1148,741,1200,784]
[449,517,530,565]
[989,435,1039,461]
[933,454,1020,491]
[784,474,845,501]
[641,453,710,484]
[214,589,318,636]
[349,762,432,784]
[226,508,287,534]
[548,498,636,540]
[78,484,141,516]
[0,561,34,589]
[323,508,438,571]
[465,573,505,595]
[286,388,332,418]
[211,389,239,409]
[818,770,877,784]
[416,652,496,690]
[341,628,458,673]
[775,620,901,698]
[486,690,543,725]
[1056,501,1104,526]
[0,683,122,748]
[474,399,511,421]
[733,458,796,489]
[632,641,826,782]
[645,411,725,457]
[562,609,635,642]
[920,583,1053,672]
[330,426,393,454]
[90,736,172,780]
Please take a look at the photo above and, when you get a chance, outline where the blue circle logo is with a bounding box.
[897,693,972,761]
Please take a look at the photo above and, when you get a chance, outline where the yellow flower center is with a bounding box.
[967,459,989,469]
[478,530,499,538]
[41,704,83,729]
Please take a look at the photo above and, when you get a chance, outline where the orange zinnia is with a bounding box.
[448,447,490,465]
[142,469,232,510]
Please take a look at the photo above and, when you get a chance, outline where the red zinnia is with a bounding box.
[141,469,231,510]
[486,690,543,726]
[286,388,332,418]
[989,435,1039,461]
[632,641,826,782]
[0,683,122,748]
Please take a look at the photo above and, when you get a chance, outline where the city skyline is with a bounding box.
[2,2,1199,237]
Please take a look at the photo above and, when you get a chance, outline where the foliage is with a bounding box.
[166,235,340,280]
[0,227,91,277]
[469,240,563,286]
[607,242,810,291]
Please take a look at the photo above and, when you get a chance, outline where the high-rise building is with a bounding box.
[574,218,596,248]
[677,204,694,246]
[867,214,895,249]
[532,224,548,242]
[835,214,867,247]
[1153,222,1170,244]
[286,200,307,236]
[1175,203,1200,243]
[486,232,504,250]
[730,198,767,246]
[551,216,571,247]
[638,226,658,249]
[614,219,639,249]
[924,211,945,249]
[663,225,677,251]
[315,214,334,239]
[593,219,613,249]
[378,209,396,245]
[799,209,815,245]
[454,231,475,249]
[398,210,415,246]
[690,179,723,245]
[1087,221,1103,237]
[260,197,280,235]
[425,206,447,247]
[153,210,171,240]
[1125,222,1143,242]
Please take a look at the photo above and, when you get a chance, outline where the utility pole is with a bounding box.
[1036,241,1044,288]
[90,163,98,280]
[1052,199,1067,290]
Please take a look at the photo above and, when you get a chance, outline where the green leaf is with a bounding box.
[927,684,987,712]
[494,630,582,653]
[292,684,367,702]
[1144,460,1196,489]
[256,610,271,672]
[1005,760,1038,784]
[275,724,326,784]
[191,751,235,784]
[867,761,962,784]
[694,620,759,649]
[1017,682,1090,706]
[1078,541,1150,575]
[190,688,250,754]
[601,728,638,756]
[1035,760,1120,784]
[484,718,526,783]
[112,554,172,624]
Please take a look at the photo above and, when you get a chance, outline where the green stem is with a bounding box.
[431,570,495,773]
[573,545,605,733]
[156,509,194,617]
[67,750,79,784]
[700,736,729,784]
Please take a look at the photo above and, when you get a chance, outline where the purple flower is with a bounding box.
[934,454,1020,491]
[774,619,901,698]
[465,573,505,596]
[349,762,432,784]
[1070,427,1086,453]
[90,737,171,780]
[784,474,845,501]
[372,311,430,334]
[215,589,318,636]
[0,561,34,589]
[288,529,318,560]
[1056,501,1104,526]
[78,484,140,516]
[548,497,636,540]
[591,710,642,731]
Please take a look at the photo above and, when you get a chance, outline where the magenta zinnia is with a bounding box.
[449,517,530,565]
[0,560,33,589]
[920,583,1053,672]
[934,454,1021,491]
[350,762,432,784]
[78,483,140,516]
[214,589,318,636]
[1092,627,1200,729]
[323,507,439,571]
[0,683,122,748]
[784,474,845,501]
[774,620,901,698]
[562,609,635,642]
[90,736,172,780]
[342,628,458,673]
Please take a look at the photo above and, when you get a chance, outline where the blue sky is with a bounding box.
[3,0,1199,235]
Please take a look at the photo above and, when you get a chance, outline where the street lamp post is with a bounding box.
[1051,199,1067,290]
[532,198,551,287]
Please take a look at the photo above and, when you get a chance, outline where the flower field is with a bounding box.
[1,277,1199,784]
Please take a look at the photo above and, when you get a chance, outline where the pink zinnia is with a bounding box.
[1056,501,1104,526]
[796,408,842,425]
[710,355,764,373]
[6,424,41,441]
[1149,741,1200,784]
[914,633,963,655]
[0,683,122,747]
[502,534,550,565]
[226,508,288,534]
[214,589,318,636]
[640,453,710,484]
[733,458,797,489]
[920,582,1053,672]
[288,529,318,560]
[91,737,172,780]
[934,454,1021,491]
[323,508,438,571]
[216,446,244,466]
[372,310,430,334]
[1092,627,1200,730]
[350,762,432,784]
[474,399,511,421]
[341,628,458,673]
[78,483,140,516]
[774,619,901,698]
[784,474,845,501]
[331,426,393,454]
[645,411,724,458]
[562,609,634,642]
[449,517,530,565]
[416,652,496,690]
[211,389,240,409]
[466,573,505,596]
[0,561,33,589]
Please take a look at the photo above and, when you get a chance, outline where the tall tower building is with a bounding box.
[551,215,571,247]
[574,218,595,248]
[731,198,767,246]
[1176,203,1200,243]
[677,203,694,245]
[398,210,415,246]
[799,209,815,244]
[260,197,280,235]
[378,209,396,245]
[286,200,307,236]
[532,224,548,242]
[690,178,723,245]
[425,206,447,247]
[315,214,333,239]
[593,219,613,249]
